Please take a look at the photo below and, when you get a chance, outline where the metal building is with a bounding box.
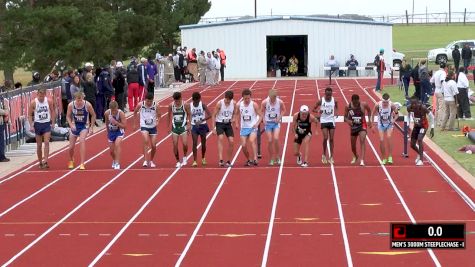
[180,16,393,79]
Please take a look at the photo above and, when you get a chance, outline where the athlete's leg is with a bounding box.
[273,127,281,160]
[351,135,358,158]
[141,131,151,162]
[68,134,77,162]
[241,136,250,160]
[217,133,224,162]
[181,133,189,156]
[114,137,123,164]
[302,135,312,162]
[150,134,158,161]
[249,132,258,161]
[227,136,234,162]
[35,135,43,164]
[191,131,199,161]
[43,132,51,163]
[329,128,335,158]
[378,129,386,159]
[386,127,394,158]
[359,131,367,162]
[200,132,207,158]
[266,130,273,160]
[172,134,180,162]
[79,130,88,165]
[322,128,329,156]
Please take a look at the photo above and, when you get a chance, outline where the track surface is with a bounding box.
[0,79,473,267]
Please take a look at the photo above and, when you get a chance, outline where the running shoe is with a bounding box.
[245,160,253,166]
[359,160,365,166]
[202,158,207,166]
[269,159,274,166]
[149,161,156,168]
[219,160,225,167]
[415,155,420,164]
[192,161,198,167]
[297,153,302,165]
[79,164,86,170]
[321,155,328,164]
[226,161,232,167]
[252,160,258,166]
[182,157,187,166]
[301,162,308,168]
[387,156,393,164]
[68,161,74,169]
[382,158,387,165]
[111,161,116,169]
[328,157,334,164]
[175,162,181,168]
[142,161,148,167]
[276,158,281,165]
[114,164,120,170]
[351,156,358,164]
[42,162,50,169]
[416,159,424,166]
[257,153,262,159]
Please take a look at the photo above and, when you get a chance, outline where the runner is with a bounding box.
[212,90,235,167]
[407,95,435,166]
[105,101,126,169]
[344,94,372,166]
[28,87,56,169]
[190,91,212,167]
[134,93,161,168]
[314,87,338,164]
[293,105,318,167]
[261,89,286,165]
[167,91,191,168]
[66,92,96,170]
[234,88,262,166]
[372,93,398,165]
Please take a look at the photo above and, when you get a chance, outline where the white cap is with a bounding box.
[85,62,93,68]
[116,61,123,68]
[300,105,309,112]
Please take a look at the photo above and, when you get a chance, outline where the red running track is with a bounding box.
[0,79,473,266]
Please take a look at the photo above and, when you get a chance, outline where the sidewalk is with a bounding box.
[0,83,196,179]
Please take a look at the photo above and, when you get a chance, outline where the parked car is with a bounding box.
[428,40,475,64]
[392,50,405,67]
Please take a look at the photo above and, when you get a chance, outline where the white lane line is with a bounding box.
[320,233,334,236]
[337,79,441,267]
[0,84,202,184]
[87,81,241,267]
[0,86,213,219]
[176,234,187,237]
[261,80,297,267]
[138,234,150,237]
[158,234,169,237]
[174,81,262,267]
[79,234,89,237]
[299,233,312,236]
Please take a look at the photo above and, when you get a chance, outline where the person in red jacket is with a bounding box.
[217,48,226,81]
[187,48,198,82]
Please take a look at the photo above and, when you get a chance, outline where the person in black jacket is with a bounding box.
[82,72,97,124]
[452,45,461,73]
[126,64,140,112]
[411,64,421,100]
[400,61,412,97]
[461,44,472,74]
[113,62,126,111]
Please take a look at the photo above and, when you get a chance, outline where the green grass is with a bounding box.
[0,68,32,86]
[393,23,475,61]
[383,82,475,176]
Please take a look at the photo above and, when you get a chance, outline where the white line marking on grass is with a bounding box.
[338,79,441,267]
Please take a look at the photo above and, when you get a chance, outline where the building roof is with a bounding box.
[180,15,392,30]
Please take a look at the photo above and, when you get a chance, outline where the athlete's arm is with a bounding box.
[104,110,110,133]
[202,103,212,122]
[28,101,36,132]
[66,103,74,129]
[344,105,352,126]
[48,98,56,126]
[293,113,299,137]
[87,102,96,132]
[363,102,372,126]
[233,103,240,128]
[185,104,192,131]
[313,100,321,113]
[133,102,142,129]
[211,101,222,129]
[254,101,263,128]
[424,107,435,138]
[117,111,127,129]
[310,114,319,135]
[155,105,161,127]
[371,104,379,124]
[334,100,338,119]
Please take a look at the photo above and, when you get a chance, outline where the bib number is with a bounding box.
[145,119,154,125]
[243,115,251,122]
[352,117,361,124]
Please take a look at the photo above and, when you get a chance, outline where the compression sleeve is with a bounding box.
[428,111,435,129]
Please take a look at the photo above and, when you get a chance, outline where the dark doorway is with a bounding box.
[267,35,308,77]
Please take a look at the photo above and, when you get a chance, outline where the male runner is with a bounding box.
[105,101,126,169]
[190,91,212,167]
[28,87,56,169]
[293,105,318,167]
[134,93,161,168]
[314,87,338,164]
[168,92,191,168]
[66,92,96,170]
[261,89,286,165]
[212,90,235,167]
[407,96,435,166]
[372,93,398,165]
[344,94,372,166]
[235,89,262,166]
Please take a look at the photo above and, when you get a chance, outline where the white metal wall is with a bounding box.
[181,19,392,79]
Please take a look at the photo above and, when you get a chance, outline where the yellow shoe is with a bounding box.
[202,158,207,166]
[192,161,198,167]
[68,161,74,169]
[79,164,86,170]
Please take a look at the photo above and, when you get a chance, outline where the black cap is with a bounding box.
[439,62,446,68]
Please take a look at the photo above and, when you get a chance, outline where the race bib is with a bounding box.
[243,115,251,121]
[222,119,231,123]
[420,128,425,134]
[414,118,421,124]
[174,115,183,123]
[352,116,361,124]
[268,113,277,119]
[39,113,49,120]
[297,127,306,134]
[145,118,153,125]
[381,114,390,120]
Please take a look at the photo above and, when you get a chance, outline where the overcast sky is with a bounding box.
[204,0,473,18]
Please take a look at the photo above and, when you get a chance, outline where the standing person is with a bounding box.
[441,71,459,131]
[69,75,82,97]
[452,45,461,73]
[28,87,56,169]
[126,63,140,112]
[261,89,286,165]
[461,44,472,74]
[147,57,157,95]
[187,48,198,82]
[344,94,372,166]
[212,90,235,167]
[411,63,421,100]
[189,92,212,167]
[374,49,386,91]
[213,52,221,85]
[159,54,175,88]
[293,105,318,167]
[81,62,94,83]
[407,96,435,166]
[105,101,126,170]
[0,95,10,162]
[113,61,126,111]
[134,93,161,168]
[97,66,114,122]
[314,87,338,164]
[400,61,412,97]
[66,92,96,170]
[168,92,191,168]
[197,51,207,86]
[137,58,149,100]
[61,70,74,126]
[288,55,299,76]
[433,63,447,127]
[418,59,431,105]
[217,48,226,81]
[456,67,472,120]
[372,93,397,165]
[235,89,262,166]
[205,52,215,86]
[83,73,97,121]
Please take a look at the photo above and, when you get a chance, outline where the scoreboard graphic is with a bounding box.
[390,223,466,249]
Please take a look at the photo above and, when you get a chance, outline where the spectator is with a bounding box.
[69,75,82,102]
[113,61,126,111]
[28,72,42,86]
[173,51,180,82]
[217,48,226,81]
[0,95,10,162]
[126,63,140,112]
[213,51,221,84]
[288,55,299,76]
[400,61,412,97]
[411,63,421,100]
[83,72,97,118]
[2,80,13,92]
[206,52,215,86]
[461,44,472,74]
[456,67,472,120]
[14,82,22,89]
[137,57,148,100]
[441,71,459,131]
[269,54,278,71]
[179,50,186,82]
[62,70,74,111]
[187,48,198,82]
[418,59,431,105]
[325,55,339,77]
[452,45,461,73]
[374,49,385,91]
[197,51,207,86]
[345,54,359,76]
[278,55,287,76]
[159,54,175,88]
[433,63,447,126]
[97,66,114,122]
[44,70,59,83]
[127,57,138,72]
[82,62,94,83]
[147,57,157,95]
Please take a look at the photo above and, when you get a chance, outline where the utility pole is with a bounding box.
[449,0,451,23]
[254,0,257,18]
[412,0,414,23]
